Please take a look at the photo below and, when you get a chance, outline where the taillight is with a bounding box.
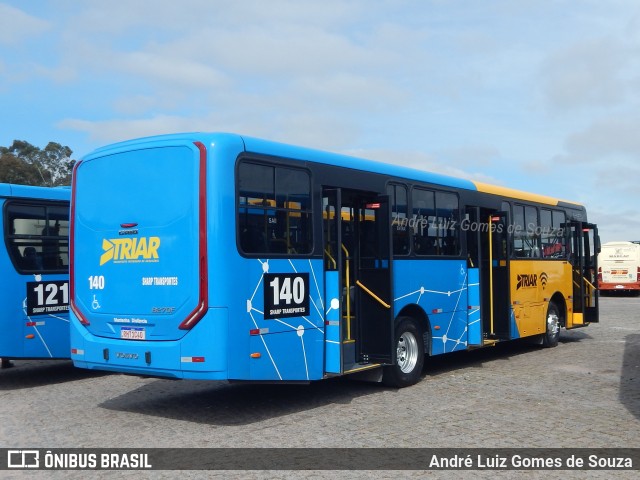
[637,266,639,283]
[70,160,89,326]
[598,266,602,283]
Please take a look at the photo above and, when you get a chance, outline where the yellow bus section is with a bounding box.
[473,181,582,207]
[509,260,576,338]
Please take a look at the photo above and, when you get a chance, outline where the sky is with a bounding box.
[1,0,639,243]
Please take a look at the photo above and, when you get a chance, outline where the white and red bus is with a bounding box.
[598,241,640,294]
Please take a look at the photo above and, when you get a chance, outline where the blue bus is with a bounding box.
[1,183,70,362]
[69,133,598,387]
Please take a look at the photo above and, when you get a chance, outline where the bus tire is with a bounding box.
[542,302,560,348]
[383,317,424,388]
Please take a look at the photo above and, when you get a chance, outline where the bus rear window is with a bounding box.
[4,202,69,273]
[237,161,312,255]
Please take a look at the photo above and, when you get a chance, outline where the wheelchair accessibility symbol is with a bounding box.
[92,295,101,310]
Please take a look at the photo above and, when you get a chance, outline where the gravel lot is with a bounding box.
[1,295,638,479]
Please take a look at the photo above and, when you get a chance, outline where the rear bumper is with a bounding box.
[70,308,228,380]
[599,282,640,292]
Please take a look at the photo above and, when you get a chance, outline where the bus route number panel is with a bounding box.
[264,273,310,320]
[26,280,70,316]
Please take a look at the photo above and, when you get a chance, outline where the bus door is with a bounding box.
[569,222,599,324]
[464,207,483,346]
[468,208,511,343]
[322,188,343,374]
[355,196,394,365]
[488,211,511,340]
[322,188,394,374]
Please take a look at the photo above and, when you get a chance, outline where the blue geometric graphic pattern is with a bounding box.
[244,258,473,381]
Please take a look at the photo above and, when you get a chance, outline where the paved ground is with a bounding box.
[1,295,638,479]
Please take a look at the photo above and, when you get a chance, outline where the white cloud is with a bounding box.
[112,95,165,116]
[0,4,50,45]
[56,108,360,153]
[592,162,640,198]
[31,64,77,84]
[57,115,208,144]
[542,37,635,111]
[120,51,231,90]
[345,147,501,185]
[590,206,640,243]
[564,114,640,159]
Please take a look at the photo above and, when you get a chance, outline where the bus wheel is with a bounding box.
[542,302,560,348]
[383,317,424,388]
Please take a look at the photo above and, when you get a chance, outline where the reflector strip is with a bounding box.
[432,308,443,314]
[180,356,205,363]
[249,328,269,335]
[71,348,85,355]
[26,321,45,327]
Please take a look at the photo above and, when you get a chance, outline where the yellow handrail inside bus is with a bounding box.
[356,280,391,309]
[573,277,597,291]
[324,248,336,269]
[582,277,596,291]
[342,244,352,340]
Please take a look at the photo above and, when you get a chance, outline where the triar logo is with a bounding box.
[516,273,538,290]
[100,237,161,266]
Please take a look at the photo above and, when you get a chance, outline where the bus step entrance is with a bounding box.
[342,337,357,371]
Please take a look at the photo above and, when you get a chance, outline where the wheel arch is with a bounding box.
[396,303,431,355]
[549,291,567,327]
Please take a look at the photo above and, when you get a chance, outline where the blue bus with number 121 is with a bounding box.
[1,183,70,361]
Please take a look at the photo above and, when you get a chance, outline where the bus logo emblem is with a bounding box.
[100,237,161,265]
[516,273,538,290]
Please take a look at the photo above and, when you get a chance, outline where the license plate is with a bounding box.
[120,327,145,340]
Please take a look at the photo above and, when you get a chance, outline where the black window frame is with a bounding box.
[3,199,70,274]
[513,203,543,258]
[410,185,461,257]
[236,159,314,257]
[540,209,568,259]
[387,182,410,256]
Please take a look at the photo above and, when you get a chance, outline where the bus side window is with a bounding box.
[22,247,42,270]
[237,161,312,256]
[42,222,61,268]
[240,225,266,253]
[387,183,409,255]
[5,204,68,273]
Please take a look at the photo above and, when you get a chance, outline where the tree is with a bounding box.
[0,140,76,186]
[0,152,42,185]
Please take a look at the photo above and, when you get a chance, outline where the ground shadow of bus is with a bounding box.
[419,330,590,378]
[99,376,387,426]
[0,359,108,390]
[621,334,640,420]
[98,338,570,427]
